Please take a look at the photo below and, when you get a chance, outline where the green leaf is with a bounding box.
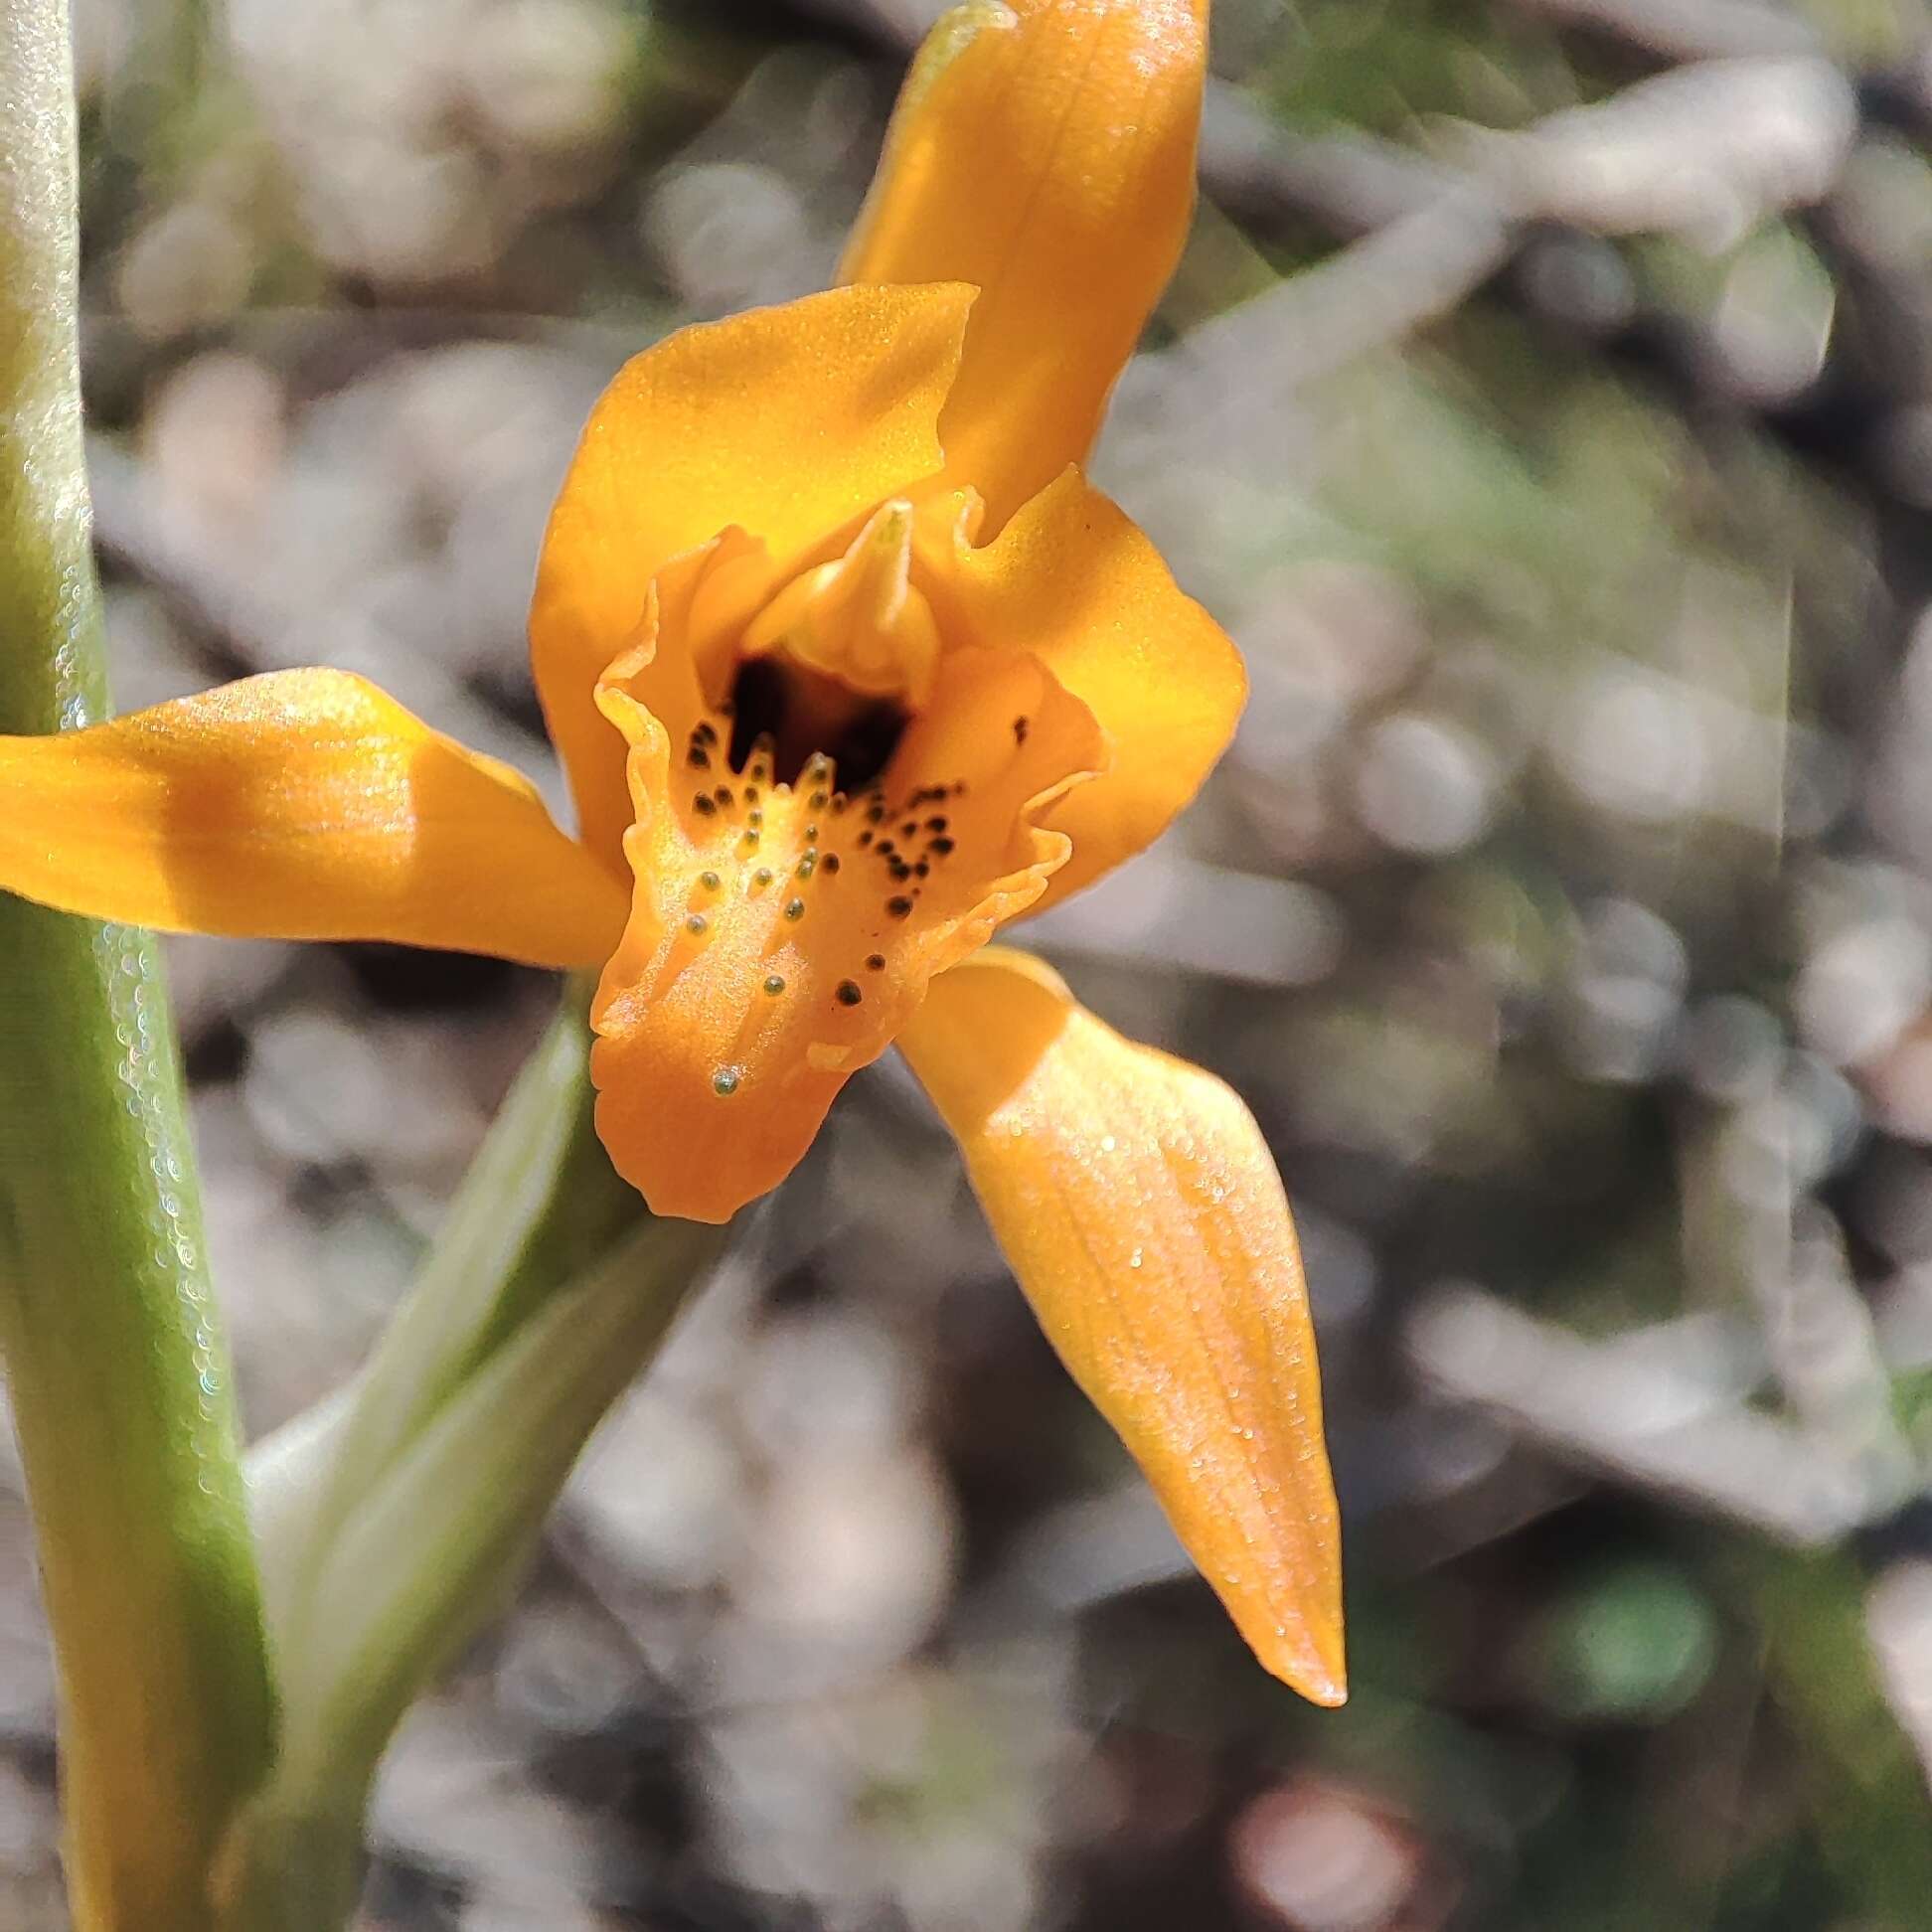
[226,991,727,1930]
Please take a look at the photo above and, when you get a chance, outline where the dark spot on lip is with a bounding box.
[693,794,718,816]
[1013,716,1030,743]
[886,895,913,918]
[821,854,842,875]
[687,746,710,768]
[835,980,863,1007]
[926,816,948,832]
[866,952,886,970]
[929,836,955,856]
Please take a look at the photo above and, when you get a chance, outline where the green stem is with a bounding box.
[0,4,276,1927]
[227,990,728,1930]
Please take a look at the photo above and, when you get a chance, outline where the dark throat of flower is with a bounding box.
[724,653,908,793]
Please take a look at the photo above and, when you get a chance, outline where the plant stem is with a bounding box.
[0,2,277,1926]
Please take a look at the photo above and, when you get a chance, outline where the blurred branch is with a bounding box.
[85,434,280,673]
[1509,0,1821,63]
[1029,849,1346,987]
[1405,1286,1920,1544]
[1183,183,1515,393]
[1449,57,1854,245]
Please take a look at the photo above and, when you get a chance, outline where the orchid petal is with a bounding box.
[935,467,1244,908]
[531,282,977,864]
[841,0,1206,529]
[0,671,625,969]
[899,946,1345,1703]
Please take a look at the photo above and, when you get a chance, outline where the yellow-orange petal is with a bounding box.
[898,947,1344,1702]
[587,644,1104,1223]
[931,466,1244,910]
[840,0,1206,530]
[531,282,977,868]
[0,670,627,969]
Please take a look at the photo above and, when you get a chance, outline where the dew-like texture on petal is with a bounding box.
[899,947,1345,1703]
[0,670,628,968]
[931,467,1244,909]
[530,283,976,866]
[840,0,1206,529]
[587,633,1104,1223]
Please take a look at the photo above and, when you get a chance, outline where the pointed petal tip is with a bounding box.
[1273,1649,1349,1709]
[1239,1591,1347,1707]
[1296,1678,1350,1711]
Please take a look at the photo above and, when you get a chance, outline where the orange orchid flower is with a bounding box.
[0,0,1343,1700]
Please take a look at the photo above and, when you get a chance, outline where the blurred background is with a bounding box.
[8,0,1932,1923]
